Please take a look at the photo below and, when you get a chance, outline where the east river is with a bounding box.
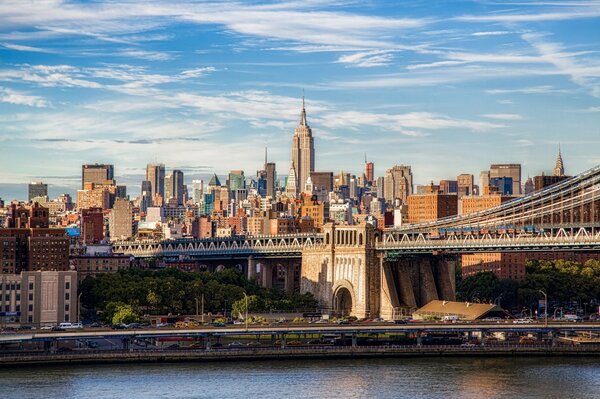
[1,357,599,398]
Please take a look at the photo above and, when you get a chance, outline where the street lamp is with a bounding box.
[539,290,548,328]
[243,292,249,332]
[77,292,82,324]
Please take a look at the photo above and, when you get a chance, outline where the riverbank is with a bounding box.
[2,345,600,367]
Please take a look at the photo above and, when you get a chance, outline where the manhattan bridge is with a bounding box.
[113,164,600,319]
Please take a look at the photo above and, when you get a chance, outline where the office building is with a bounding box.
[290,97,315,195]
[146,163,165,201]
[407,192,458,224]
[28,182,48,201]
[384,165,413,204]
[0,270,78,326]
[490,164,521,195]
[109,198,133,241]
[82,164,114,189]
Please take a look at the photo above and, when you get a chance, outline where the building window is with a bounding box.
[65,293,70,300]
[64,314,69,322]
[28,304,33,312]
[65,282,70,290]
[16,304,20,312]
[28,315,33,323]
[29,282,33,290]
[29,293,33,301]
[16,293,20,301]
[65,304,69,311]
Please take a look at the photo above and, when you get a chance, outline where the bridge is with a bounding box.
[111,165,600,320]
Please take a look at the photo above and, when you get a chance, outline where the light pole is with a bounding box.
[539,290,548,328]
[77,292,82,324]
[195,297,199,318]
[243,292,249,332]
[201,293,205,324]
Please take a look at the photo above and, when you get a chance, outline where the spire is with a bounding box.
[299,93,308,127]
[264,146,268,168]
[554,144,564,176]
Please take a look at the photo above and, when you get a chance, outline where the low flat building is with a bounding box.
[70,254,131,282]
[413,300,508,321]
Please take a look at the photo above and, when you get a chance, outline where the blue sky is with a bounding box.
[1,0,599,200]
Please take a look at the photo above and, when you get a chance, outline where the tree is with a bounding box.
[112,304,140,325]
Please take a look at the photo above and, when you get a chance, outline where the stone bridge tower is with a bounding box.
[301,223,379,318]
[301,222,457,319]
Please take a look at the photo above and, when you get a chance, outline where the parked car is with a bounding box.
[513,318,534,324]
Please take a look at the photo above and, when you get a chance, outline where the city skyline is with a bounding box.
[1,1,600,199]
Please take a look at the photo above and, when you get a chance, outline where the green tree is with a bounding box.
[112,304,140,325]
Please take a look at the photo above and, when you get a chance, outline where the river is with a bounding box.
[1,357,599,398]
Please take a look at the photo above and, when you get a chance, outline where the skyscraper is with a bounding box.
[28,181,48,201]
[165,170,184,205]
[384,165,413,204]
[146,163,165,201]
[364,155,374,185]
[266,162,276,198]
[109,198,133,241]
[82,164,114,189]
[290,97,315,196]
[490,164,521,195]
[554,146,565,176]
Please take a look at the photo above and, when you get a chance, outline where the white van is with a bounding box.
[58,322,83,329]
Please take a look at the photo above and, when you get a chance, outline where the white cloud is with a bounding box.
[180,67,217,78]
[317,111,503,135]
[457,8,600,23]
[0,86,48,107]
[486,85,570,95]
[337,51,394,68]
[471,31,512,37]
[482,113,523,120]
[522,33,600,97]
[1,42,54,53]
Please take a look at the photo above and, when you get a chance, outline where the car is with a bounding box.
[460,342,477,348]
[513,318,534,324]
[40,325,53,330]
[111,324,127,330]
[336,319,349,325]
[57,347,73,352]
[393,319,408,325]
[228,341,243,348]
[233,320,244,325]
[212,322,226,327]
[246,341,263,347]
[51,326,65,331]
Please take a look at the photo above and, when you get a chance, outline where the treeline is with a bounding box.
[80,268,318,323]
[457,259,600,309]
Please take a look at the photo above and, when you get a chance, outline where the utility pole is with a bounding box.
[201,293,205,323]
[539,290,548,328]
[243,292,249,332]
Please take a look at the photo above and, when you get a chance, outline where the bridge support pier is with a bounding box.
[435,258,456,301]
[379,256,401,321]
[419,258,439,305]
[260,263,273,288]
[247,256,256,281]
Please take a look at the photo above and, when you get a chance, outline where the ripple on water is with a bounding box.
[0,357,599,399]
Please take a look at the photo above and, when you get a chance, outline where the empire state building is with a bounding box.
[290,97,315,195]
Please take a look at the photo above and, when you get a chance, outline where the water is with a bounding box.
[0,357,599,399]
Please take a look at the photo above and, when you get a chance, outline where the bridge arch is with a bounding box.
[332,279,355,317]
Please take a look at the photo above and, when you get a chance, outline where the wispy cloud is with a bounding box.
[482,113,523,120]
[486,85,570,94]
[0,86,48,107]
[522,33,600,97]
[1,42,55,53]
[336,50,395,67]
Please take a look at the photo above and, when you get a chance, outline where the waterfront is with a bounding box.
[1,357,599,399]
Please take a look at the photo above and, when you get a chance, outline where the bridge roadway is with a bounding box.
[2,322,600,343]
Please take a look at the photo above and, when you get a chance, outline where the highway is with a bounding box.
[2,322,600,343]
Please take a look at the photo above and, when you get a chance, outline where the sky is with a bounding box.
[0,0,599,200]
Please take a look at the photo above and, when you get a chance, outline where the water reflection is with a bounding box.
[0,357,599,399]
